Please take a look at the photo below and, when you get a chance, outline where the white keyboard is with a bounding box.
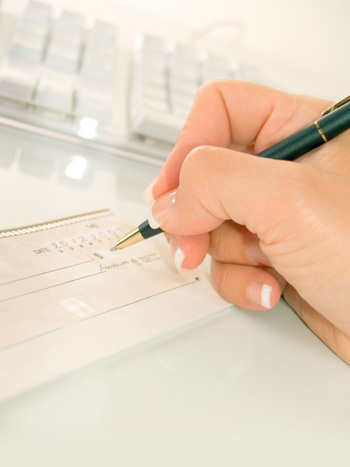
[0,1,262,163]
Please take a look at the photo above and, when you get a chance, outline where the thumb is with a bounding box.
[148,145,303,240]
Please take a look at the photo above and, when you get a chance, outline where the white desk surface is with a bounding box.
[0,121,349,467]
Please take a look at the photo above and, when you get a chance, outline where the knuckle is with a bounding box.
[208,225,229,259]
[180,145,213,179]
[208,229,220,257]
[180,146,221,203]
[210,260,235,303]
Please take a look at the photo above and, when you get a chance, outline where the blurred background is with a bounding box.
[2,0,349,98]
[122,0,349,99]
[0,0,348,164]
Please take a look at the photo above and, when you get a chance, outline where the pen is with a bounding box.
[111,95,350,251]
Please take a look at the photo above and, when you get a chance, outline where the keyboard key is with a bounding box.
[168,44,198,82]
[81,22,116,84]
[50,29,82,50]
[86,21,116,56]
[9,30,46,63]
[132,81,167,103]
[136,52,166,73]
[23,1,52,31]
[75,82,111,122]
[134,35,167,72]
[56,10,85,35]
[45,41,81,73]
[135,34,167,53]
[19,14,50,38]
[131,107,183,143]
[0,60,37,100]
[89,21,116,42]
[34,71,74,113]
[133,96,169,114]
[43,10,85,73]
[53,10,85,48]
[25,1,52,19]
[132,66,166,88]
[80,53,114,84]
[168,77,197,98]
[75,97,111,123]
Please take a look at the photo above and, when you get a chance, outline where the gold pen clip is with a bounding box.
[321,95,350,116]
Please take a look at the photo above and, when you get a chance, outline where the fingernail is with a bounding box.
[148,190,177,229]
[143,178,158,205]
[247,240,271,266]
[246,282,272,309]
[170,237,185,274]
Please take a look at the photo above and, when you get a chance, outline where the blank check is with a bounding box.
[0,209,227,401]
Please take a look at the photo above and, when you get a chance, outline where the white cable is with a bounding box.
[187,19,247,48]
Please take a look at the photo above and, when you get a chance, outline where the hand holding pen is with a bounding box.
[114,81,350,363]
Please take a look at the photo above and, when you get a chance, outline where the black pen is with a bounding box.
[111,95,350,251]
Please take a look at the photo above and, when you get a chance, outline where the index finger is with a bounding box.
[152,80,331,198]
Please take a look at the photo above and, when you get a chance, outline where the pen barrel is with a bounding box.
[317,101,350,140]
[257,101,350,161]
[138,220,163,239]
[257,124,324,161]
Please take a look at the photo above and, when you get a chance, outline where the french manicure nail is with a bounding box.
[246,282,272,309]
[170,238,185,274]
[148,190,177,229]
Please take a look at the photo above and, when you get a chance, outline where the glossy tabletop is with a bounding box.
[0,122,349,467]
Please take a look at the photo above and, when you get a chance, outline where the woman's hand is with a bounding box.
[146,80,350,363]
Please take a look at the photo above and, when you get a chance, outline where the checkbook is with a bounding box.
[0,209,227,401]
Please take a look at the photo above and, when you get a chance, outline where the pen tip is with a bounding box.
[110,227,143,251]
